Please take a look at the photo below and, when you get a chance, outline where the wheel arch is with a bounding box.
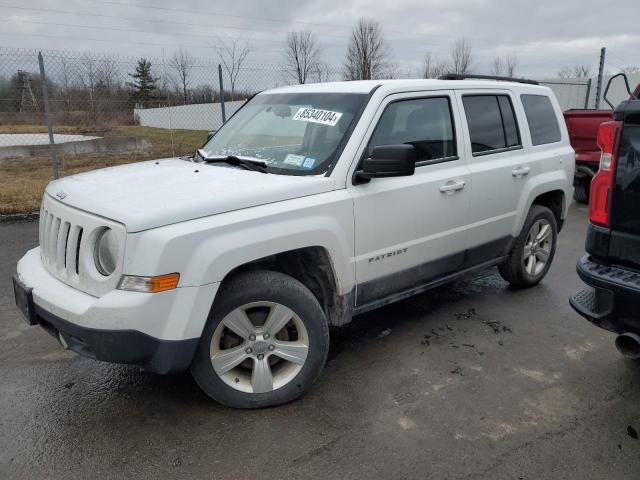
[218,246,353,327]
[515,171,570,236]
[531,189,565,231]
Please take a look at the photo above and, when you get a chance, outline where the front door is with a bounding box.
[349,91,471,307]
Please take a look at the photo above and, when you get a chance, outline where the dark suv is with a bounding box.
[570,74,640,357]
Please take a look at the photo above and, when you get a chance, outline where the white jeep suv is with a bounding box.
[14,77,574,408]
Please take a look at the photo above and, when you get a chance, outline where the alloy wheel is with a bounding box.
[210,301,309,394]
[522,219,553,276]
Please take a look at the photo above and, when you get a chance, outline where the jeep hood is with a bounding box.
[45,159,335,232]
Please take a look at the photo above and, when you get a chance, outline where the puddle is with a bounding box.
[0,134,153,159]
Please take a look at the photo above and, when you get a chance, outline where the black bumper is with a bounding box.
[570,255,640,334]
[33,303,199,374]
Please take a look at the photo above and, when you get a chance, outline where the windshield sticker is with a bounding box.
[292,108,343,126]
[283,154,305,166]
[302,157,316,169]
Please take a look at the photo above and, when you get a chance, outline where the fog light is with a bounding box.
[118,273,180,293]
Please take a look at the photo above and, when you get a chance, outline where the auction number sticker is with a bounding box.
[292,108,342,126]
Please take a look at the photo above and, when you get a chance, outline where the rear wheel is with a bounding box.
[499,205,558,288]
[190,270,329,408]
[573,177,590,203]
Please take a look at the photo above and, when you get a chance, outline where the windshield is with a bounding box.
[201,92,368,175]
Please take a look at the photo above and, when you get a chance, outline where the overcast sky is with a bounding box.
[1,0,638,78]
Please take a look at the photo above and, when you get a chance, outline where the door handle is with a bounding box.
[512,166,530,178]
[439,180,466,194]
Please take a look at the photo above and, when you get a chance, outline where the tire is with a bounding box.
[498,205,558,288]
[190,270,329,408]
[573,178,590,203]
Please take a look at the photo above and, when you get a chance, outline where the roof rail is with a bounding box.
[439,73,539,85]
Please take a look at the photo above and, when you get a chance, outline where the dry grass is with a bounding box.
[0,125,207,215]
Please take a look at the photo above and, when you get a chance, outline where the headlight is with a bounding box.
[94,228,119,276]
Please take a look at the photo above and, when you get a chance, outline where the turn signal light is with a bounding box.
[118,273,180,293]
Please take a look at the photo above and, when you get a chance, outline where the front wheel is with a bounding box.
[498,205,558,288]
[190,270,329,408]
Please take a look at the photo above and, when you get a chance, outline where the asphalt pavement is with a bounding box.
[1,204,639,479]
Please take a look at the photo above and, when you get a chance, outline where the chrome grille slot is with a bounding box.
[65,225,82,277]
[56,221,71,271]
[75,227,83,276]
[50,217,61,268]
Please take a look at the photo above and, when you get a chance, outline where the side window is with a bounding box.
[521,94,562,145]
[462,95,521,154]
[367,97,457,163]
[498,96,520,147]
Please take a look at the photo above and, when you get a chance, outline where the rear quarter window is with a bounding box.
[521,94,562,145]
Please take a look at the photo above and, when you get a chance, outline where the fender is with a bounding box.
[123,190,355,296]
[513,169,571,236]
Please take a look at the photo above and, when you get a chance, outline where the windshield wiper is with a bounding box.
[196,150,268,173]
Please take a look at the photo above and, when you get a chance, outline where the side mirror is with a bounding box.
[355,144,416,183]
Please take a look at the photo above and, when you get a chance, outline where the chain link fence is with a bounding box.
[0,47,344,163]
[0,46,345,213]
[0,45,622,214]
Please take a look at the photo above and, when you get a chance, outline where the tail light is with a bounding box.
[589,121,622,227]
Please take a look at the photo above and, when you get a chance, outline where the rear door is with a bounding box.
[456,90,531,263]
[350,91,471,307]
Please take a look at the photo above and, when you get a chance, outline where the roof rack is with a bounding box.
[439,73,539,85]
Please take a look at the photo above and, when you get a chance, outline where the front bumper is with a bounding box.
[570,255,640,334]
[15,247,219,373]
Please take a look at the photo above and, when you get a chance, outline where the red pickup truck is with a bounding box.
[564,81,640,202]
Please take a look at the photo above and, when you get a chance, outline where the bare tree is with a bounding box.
[490,56,504,76]
[312,62,331,83]
[490,54,518,77]
[216,36,251,100]
[423,52,449,79]
[94,58,119,112]
[343,18,390,80]
[170,48,194,104]
[96,58,118,93]
[621,65,640,74]
[558,64,592,78]
[79,54,97,113]
[450,37,473,74]
[283,30,321,84]
[505,54,518,77]
[59,58,73,112]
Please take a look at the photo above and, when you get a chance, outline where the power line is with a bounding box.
[0,4,349,40]
[0,3,605,61]
[0,16,457,53]
[0,3,459,44]
[0,18,285,46]
[0,30,219,51]
[85,0,461,40]
[85,0,620,56]
[0,26,599,65]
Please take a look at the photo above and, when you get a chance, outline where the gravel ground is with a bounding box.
[1,203,639,479]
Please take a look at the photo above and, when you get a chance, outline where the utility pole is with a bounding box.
[595,47,606,110]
